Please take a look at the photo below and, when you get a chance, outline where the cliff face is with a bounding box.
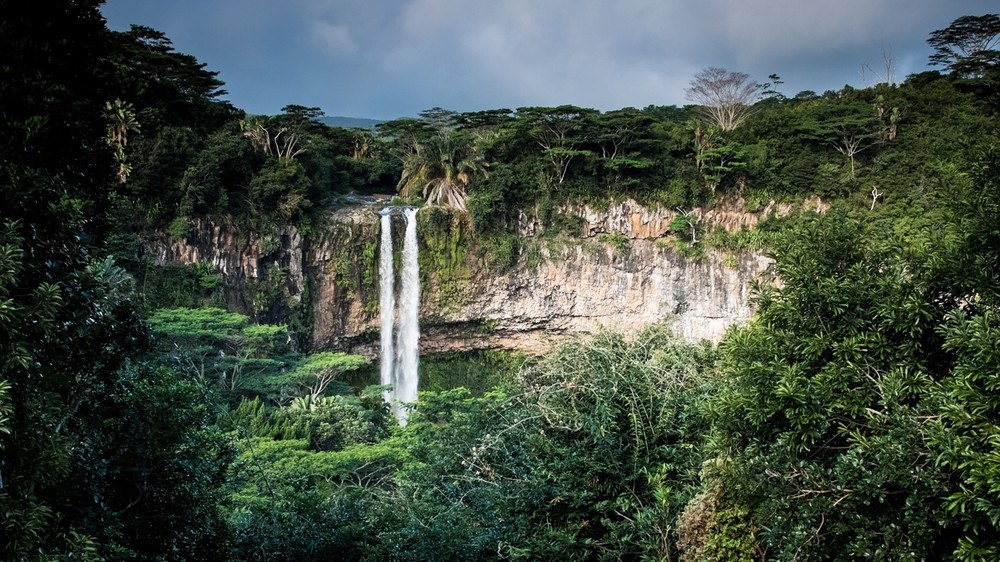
[402,242,769,356]
[149,202,774,357]
[516,196,825,238]
[149,218,309,317]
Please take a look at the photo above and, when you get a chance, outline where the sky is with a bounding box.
[100,0,994,120]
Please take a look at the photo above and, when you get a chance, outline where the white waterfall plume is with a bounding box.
[378,206,420,424]
[394,207,420,424]
[378,210,395,409]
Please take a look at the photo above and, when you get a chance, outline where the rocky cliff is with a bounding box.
[149,200,776,357]
[397,240,769,356]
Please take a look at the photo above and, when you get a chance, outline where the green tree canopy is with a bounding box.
[928,14,1000,78]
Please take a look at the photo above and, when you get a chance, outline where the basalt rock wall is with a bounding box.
[149,202,775,357]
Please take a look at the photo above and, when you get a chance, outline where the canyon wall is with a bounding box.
[149,200,777,357]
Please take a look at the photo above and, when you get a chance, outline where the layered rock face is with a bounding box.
[404,243,770,356]
[150,218,305,291]
[149,218,308,316]
[515,196,824,239]
[149,202,775,357]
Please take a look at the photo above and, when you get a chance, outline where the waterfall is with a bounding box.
[378,210,395,408]
[394,207,420,424]
[377,207,420,424]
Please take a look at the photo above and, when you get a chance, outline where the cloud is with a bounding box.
[102,0,978,117]
[312,21,360,56]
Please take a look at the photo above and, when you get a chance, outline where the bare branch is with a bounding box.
[686,67,764,131]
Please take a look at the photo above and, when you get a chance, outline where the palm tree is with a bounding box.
[105,99,140,148]
[105,99,140,183]
[397,134,488,212]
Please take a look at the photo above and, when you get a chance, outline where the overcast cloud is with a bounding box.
[101,0,993,119]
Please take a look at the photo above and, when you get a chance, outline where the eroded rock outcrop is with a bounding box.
[407,242,770,356]
[149,202,774,357]
[515,196,826,239]
[149,218,307,312]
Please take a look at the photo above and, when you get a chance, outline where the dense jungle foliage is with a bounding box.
[1,1,999,560]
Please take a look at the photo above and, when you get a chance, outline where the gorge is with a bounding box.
[10,6,1000,558]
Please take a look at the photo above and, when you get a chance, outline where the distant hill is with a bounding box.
[319,116,384,129]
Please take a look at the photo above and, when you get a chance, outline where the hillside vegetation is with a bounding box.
[1,2,999,560]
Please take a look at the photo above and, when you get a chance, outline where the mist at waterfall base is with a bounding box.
[379,207,420,424]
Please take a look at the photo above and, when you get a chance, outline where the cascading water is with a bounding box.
[394,207,420,424]
[377,207,419,424]
[378,210,395,408]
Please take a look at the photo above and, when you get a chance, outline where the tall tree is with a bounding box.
[1,3,232,557]
[105,25,236,132]
[593,109,657,190]
[375,117,438,161]
[397,134,488,211]
[922,150,1000,561]
[686,68,765,131]
[105,99,141,183]
[516,105,597,185]
[928,14,1000,78]
[0,0,135,556]
[709,210,957,561]
[799,101,881,177]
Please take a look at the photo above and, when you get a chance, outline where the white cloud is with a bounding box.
[312,21,360,56]
[103,0,978,116]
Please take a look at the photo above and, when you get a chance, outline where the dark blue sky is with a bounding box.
[101,0,992,120]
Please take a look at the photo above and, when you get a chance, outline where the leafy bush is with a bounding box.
[477,233,521,271]
[597,232,629,251]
